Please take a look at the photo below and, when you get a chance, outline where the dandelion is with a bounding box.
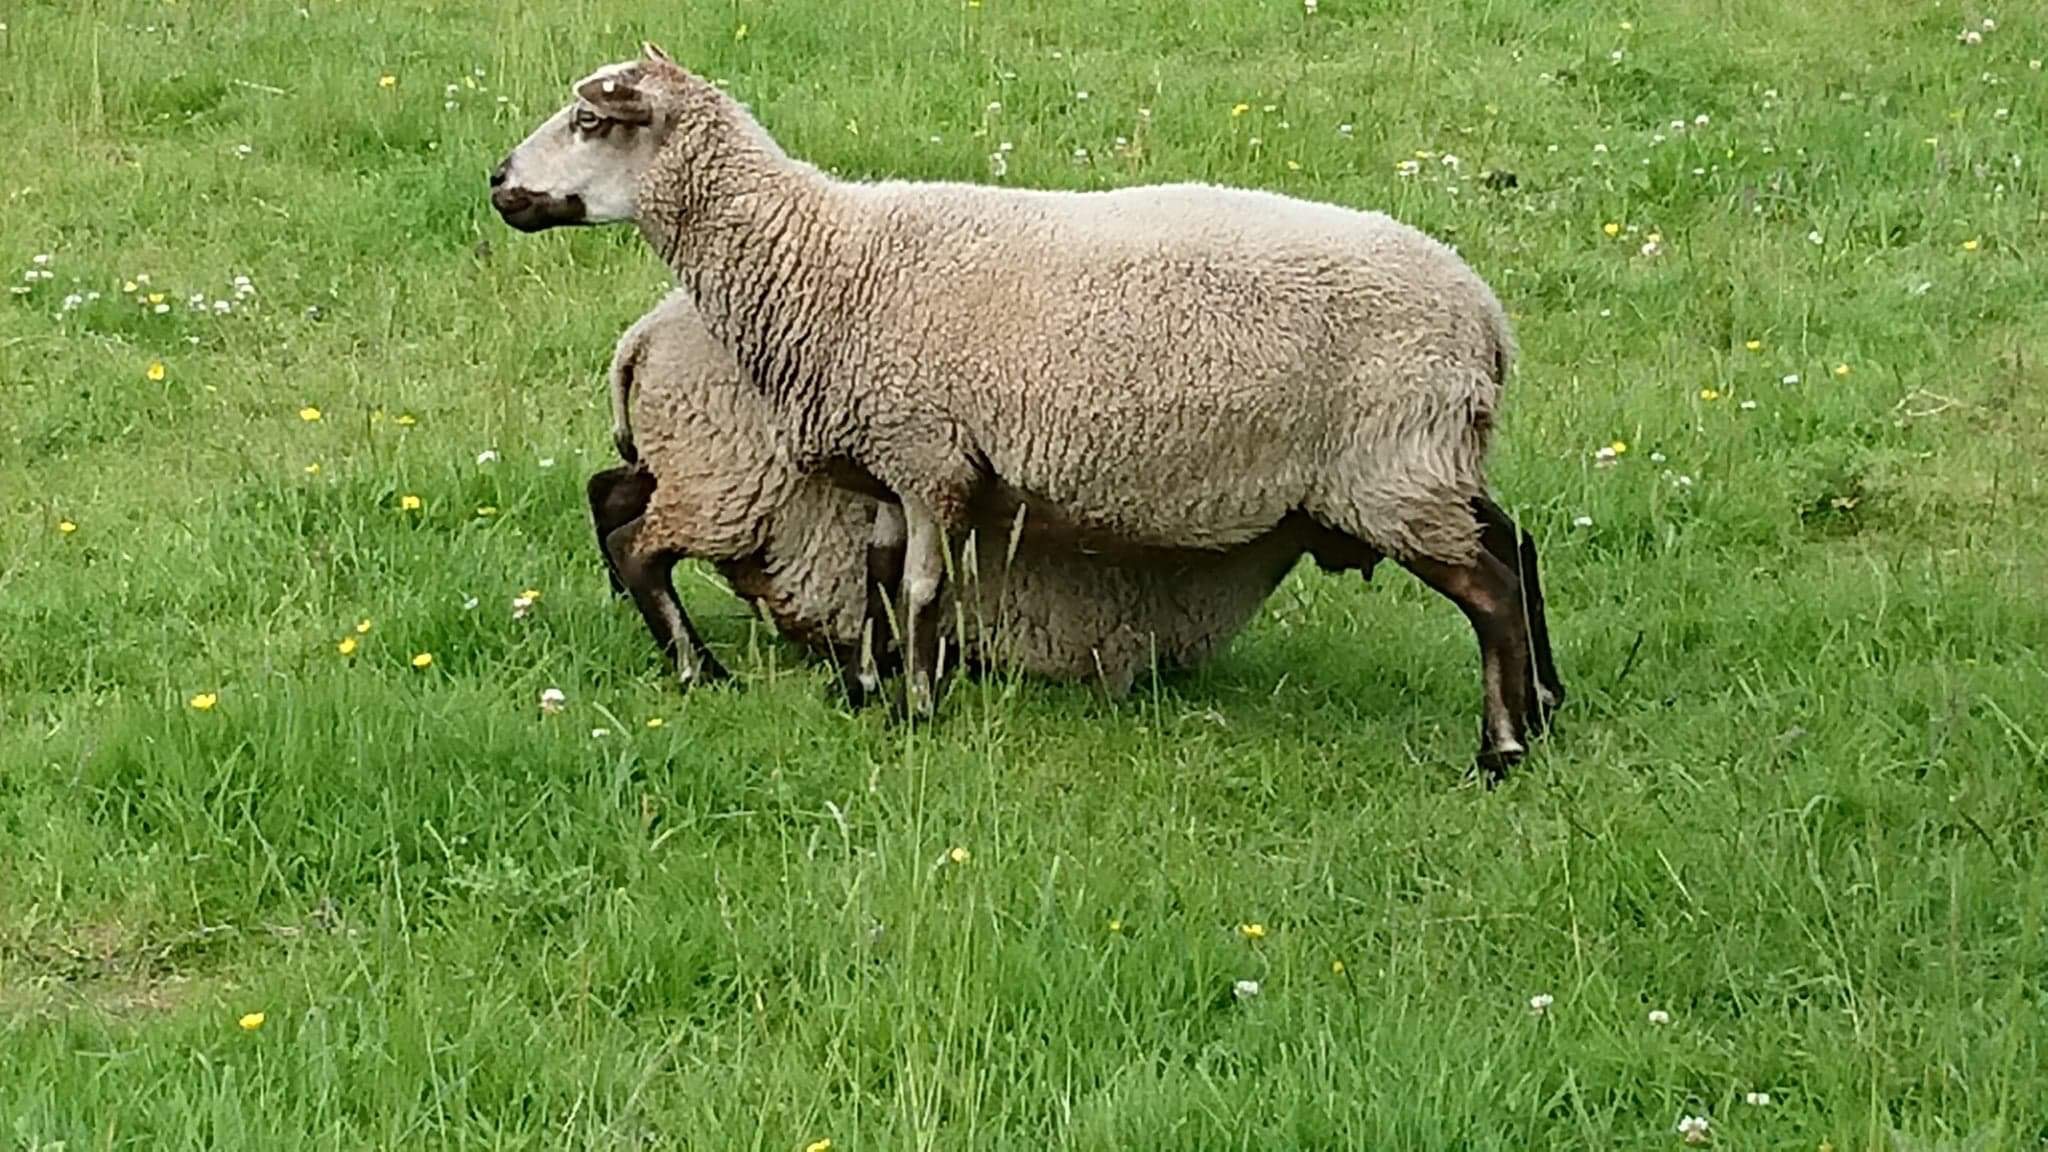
[399,494,422,511]
[1528,992,1554,1015]
[1676,1115,1710,1144]
[1744,1091,1771,1106]
[238,1012,265,1031]
[948,845,971,864]
[378,74,397,88]
[1232,979,1261,1000]
[410,653,433,669]
[645,716,665,729]
[1962,238,1980,251]
[1834,363,1851,378]
[539,687,566,715]
[1238,922,1267,941]
[57,520,78,534]
[1648,1009,1671,1025]
[1744,339,1762,351]
[298,406,322,422]
[337,635,358,656]
[189,692,219,711]
[1699,388,1722,401]
[146,361,167,382]
[1603,221,1621,237]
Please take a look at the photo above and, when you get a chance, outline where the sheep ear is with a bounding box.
[575,67,655,125]
[641,41,674,66]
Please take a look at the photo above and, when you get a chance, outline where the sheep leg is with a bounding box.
[851,504,909,709]
[896,493,954,721]
[1399,551,1533,784]
[604,517,732,689]
[588,466,657,599]
[1472,496,1564,734]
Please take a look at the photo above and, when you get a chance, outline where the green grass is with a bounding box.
[3,0,2045,1146]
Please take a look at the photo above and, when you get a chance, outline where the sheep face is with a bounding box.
[491,45,681,232]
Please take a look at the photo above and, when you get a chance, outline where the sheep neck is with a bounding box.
[637,82,849,420]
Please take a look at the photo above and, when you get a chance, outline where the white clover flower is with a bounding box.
[32,253,50,265]
[1440,153,1461,169]
[61,292,84,310]
[1744,1091,1771,1106]
[1572,515,1594,528]
[1232,979,1261,1000]
[537,457,555,468]
[1304,0,1318,12]
[1676,1115,1710,1144]
[1073,90,1088,101]
[1739,399,1759,410]
[1528,993,1554,1014]
[538,687,566,714]
[1694,113,1710,126]
[214,299,233,314]
[988,151,1008,179]
[1807,230,1824,245]
[462,596,480,611]
[476,449,499,464]
[1782,373,1800,385]
[1337,123,1353,136]
[1648,1009,1671,1025]
[511,594,535,620]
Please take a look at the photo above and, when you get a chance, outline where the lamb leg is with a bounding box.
[604,516,732,688]
[588,466,656,599]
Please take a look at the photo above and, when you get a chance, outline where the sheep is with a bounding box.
[489,45,1563,779]
[583,288,1319,700]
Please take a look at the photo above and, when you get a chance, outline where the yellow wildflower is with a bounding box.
[303,463,321,475]
[337,635,358,656]
[1699,388,1721,401]
[1833,363,1851,378]
[145,361,166,382]
[645,716,665,728]
[734,21,747,41]
[122,280,139,293]
[355,618,373,634]
[189,692,218,711]
[1962,238,1980,251]
[1603,222,1620,237]
[58,520,78,534]
[238,1012,265,1031]
[804,1142,833,1152]
[395,413,417,427]
[1609,439,1629,456]
[146,292,165,305]
[298,406,322,422]
[1286,160,1301,172]
[948,846,971,864]
[378,74,397,89]
[1230,103,1250,117]
[410,652,433,669]
[476,505,498,517]
[1744,339,1762,351]
[1331,960,1345,974]
[399,494,422,511]
[1239,922,1267,941]
[1108,918,1123,933]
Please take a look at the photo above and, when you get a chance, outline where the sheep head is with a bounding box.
[490,43,688,232]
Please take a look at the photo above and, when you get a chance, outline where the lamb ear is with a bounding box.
[641,41,674,66]
[575,67,655,125]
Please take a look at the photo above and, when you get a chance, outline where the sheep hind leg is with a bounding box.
[588,466,656,599]
[1472,496,1564,736]
[604,516,732,690]
[1399,550,1535,785]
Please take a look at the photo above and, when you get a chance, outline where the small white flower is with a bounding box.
[1572,515,1594,528]
[1744,1091,1771,1106]
[462,596,480,610]
[590,727,610,739]
[1609,48,1625,62]
[1232,979,1261,1000]
[1670,119,1687,133]
[1072,146,1089,162]
[1739,399,1759,410]
[1304,0,1318,12]
[1807,230,1824,245]
[1672,473,1694,488]
[1640,238,1661,257]
[213,299,232,314]
[1528,993,1554,1014]
[61,292,83,310]
[1782,373,1800,385]
[1694,113,1710,126]
[1982,17,1996,30]
[1960,28,1983,44]
[1073,90,1088,101]
[1337,122,1353,136]
[1592,142,1609,153]
[1648,1009,1671,1025]
[152,302,170,314]
[511,594,535,620]
[1440,153,1461,169]
[476,449,499,465]
[539,687,566,714]
[32,253,50,265]
[537,457,555,468]
[1649,451,1667,463]
[1395,159,1421,177]
[1676,1114,1710,1144]
[1595,446,1618,462]
[235,143,253,157]
[986,100,1002,114]
[988,151,1008,179]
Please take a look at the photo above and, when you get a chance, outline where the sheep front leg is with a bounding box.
[604,516,733,689]
[897,492,954,720]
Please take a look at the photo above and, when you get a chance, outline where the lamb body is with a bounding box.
[598,290,1309,697]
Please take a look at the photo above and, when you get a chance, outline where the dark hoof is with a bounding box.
[1474,745,1524,786]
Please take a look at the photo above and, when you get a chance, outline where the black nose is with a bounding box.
[489,158,510,189]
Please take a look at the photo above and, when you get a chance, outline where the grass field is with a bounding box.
[4,0,2046,1146]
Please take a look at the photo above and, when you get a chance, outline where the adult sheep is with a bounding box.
[583,289,1316,701]
[491,45,1563,779]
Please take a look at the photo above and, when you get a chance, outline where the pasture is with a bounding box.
[2,0,2044,1146]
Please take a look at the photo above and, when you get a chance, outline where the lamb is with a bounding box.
[584,288,1316,700]
[489,45,1563,778]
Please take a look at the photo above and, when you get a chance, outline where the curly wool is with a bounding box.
[632,62,1515,566]
[613,291,1305,696]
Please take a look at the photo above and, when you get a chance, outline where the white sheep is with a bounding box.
[587,289,1316,700]
[491,46,1562,778]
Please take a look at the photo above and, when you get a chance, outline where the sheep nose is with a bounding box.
[488,158,511,189]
